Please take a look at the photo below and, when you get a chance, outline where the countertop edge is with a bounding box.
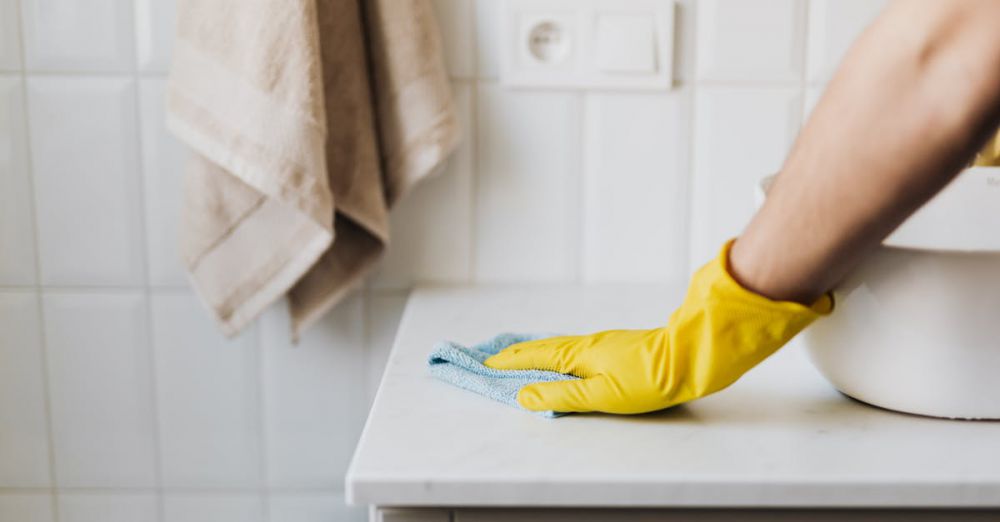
[346,477,1000,508]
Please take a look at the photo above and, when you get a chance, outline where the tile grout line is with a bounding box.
[11,0,61,519]
[129,2,167,519]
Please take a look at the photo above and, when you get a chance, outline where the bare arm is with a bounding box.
[730,0,1000,303]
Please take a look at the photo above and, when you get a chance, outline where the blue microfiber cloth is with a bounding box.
[428,332,579,418]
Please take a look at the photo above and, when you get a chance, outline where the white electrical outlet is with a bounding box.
[526,18,571,64]
[501,0,674,90]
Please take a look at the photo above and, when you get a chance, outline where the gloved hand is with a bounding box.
[973,129,999,166]
[484,240,833,414]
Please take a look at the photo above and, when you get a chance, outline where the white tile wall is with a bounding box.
[151,292,261,488]
[43,292,157,488]
[259,297,365,489]
[475,85,581,281]
[582,90,692,282]
[696,0,806,82]
[269,493,364,522]
[28,77,144,286]
[0,75,36,284]
[806,0,886,83]
[134,0,175,73]
[689,87,801,267]
[365,294,409,403]
[804,85,823,122]
[473,0,502,78]
[58,492,158,522]
[162,494,264,522]
[672,0,697,82]
[21,0,135,72]
[0,493,54,522]
[373,83,474,289]
[0,0,22,71]
[0,0,887,519]
[139,78,188,287]
[0,292,50,487]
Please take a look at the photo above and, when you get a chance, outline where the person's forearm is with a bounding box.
[730,0,1000,304]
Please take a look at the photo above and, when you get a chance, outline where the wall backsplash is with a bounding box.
[0,0,884,520]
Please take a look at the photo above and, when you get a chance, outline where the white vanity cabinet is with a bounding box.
[373,508,998,521]
[348,286,1000,521]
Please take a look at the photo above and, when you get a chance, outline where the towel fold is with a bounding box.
[168,0,459,339]
[428,333,578,418]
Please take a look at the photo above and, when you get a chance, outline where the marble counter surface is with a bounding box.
[346,285,1000,508]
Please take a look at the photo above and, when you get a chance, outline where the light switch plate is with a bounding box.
[595,13,658,73]
[501,0,675,90]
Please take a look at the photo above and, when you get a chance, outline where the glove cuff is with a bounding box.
[711,239,834,316]
[664,239,833,400]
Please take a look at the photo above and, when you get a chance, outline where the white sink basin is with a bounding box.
[761,167,1000,419]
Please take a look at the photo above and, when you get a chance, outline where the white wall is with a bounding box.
[0,0,884,520]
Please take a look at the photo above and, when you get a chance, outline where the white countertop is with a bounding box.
[346,285,1000,508]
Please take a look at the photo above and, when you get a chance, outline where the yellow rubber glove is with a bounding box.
[973,130,999,166]
[484,240,833,414]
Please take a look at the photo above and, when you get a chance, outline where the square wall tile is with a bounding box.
[268,493,366,522]
[0,493,54,522]
[21,0,135,71]
[151,292,261,488]
[58,493,157,522]
[432,0,474,77]
[689,87,801,268]
[135,0,176,72]
[807,0,886,83]
[0,292,51,487]
[0,76,36,285]
[0,0,21,70]
[366,293,408,404]
[374,82,472,289]
[475,85,581,282]
[28,77,144,286]
[474,0,501,78]
[140,78,188,287]
[259,296,366,488]
[696,0,805,82]
[43,292,157,488]
[163,494,263,522]
[804,85,824,123]
[582,90,692,283]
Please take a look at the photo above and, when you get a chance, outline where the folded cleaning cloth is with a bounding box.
[167,0,459,339]
[428,333,579,418]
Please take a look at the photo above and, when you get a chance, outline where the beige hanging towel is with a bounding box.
[167,0,460,338]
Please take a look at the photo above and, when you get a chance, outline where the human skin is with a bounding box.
[485,0,1000,414]
[730,0,1000,304]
